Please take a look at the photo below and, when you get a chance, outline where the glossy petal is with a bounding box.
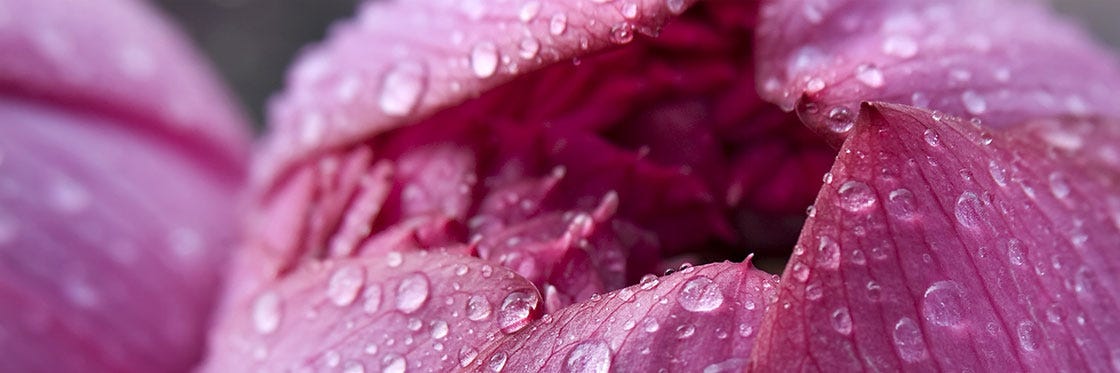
[755,0,1120,144]
[468,261,779,372]
[201,251,542,372]
[750,103,1120,371]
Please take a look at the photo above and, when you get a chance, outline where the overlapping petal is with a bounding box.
[749,103,1120,371]
[755,0,1120,144]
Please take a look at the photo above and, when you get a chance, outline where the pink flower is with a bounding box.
[4,0,1120,372]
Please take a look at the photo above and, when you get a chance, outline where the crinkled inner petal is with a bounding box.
[749,103,1120,371]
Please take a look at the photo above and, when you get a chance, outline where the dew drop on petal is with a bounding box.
[487,352,508,372]
[642,317,660,333]
[363,285,382,314]
[923,129,940,147]
[498,291,539,333]
[518,38,540,59]
[887,188,919,220]
[564,341,612,373]
[379,62,426,116]
[893,317,929,362]
[396,273,430,314]
[327,265,365,307]
[1017,321,1040,352]
[882,35,918,58]
[988,160,1008,187]
[831,307,852,335]
[382,355,406,373]
[386,251,403,267]
[459,347,479,367]
[470,42,499,78]
[252,291,282,334]
[466,295,493,321]
[678,276,724,312]
[431,320,450,339]
[639,274,660,290]
[954,192,983,230]
[816,236,841,269]
[922,281,965,327]
[621,2,638,19]
[549,13,568,35]
[1048,172,1071,199]
[837,181,876,212]
[826,106,855,133]
[675,324,695,339]
[791,262,810,282]
[1007,239,1026,266]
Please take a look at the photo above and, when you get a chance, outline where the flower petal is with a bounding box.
[750,103,1120,371]
[755,0,1120,143]
[255,0,701,186]
[468,261,779,372]
[0,0,249,162]
[201,251,542,372]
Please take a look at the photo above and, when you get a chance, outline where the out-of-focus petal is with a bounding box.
[467,261,779,372]
[201,251,542,372]
[750,103,1120,371]
[755,0,1120,144]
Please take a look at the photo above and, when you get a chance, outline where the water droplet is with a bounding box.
[639,274,660,290]
[887,188,919,220]
[386,251,403,267]
[805,77,826,93]
[837,181,876,212]
[252,291,282,334]
[675,324,695,339]
[922,129,940,147]
[922,281,965,327]
[805,282,823,300]
[328,265,365,307]
[988,160,1008,187]
[1048,172,1070,199]
[961,90,987,115]
[498,291,539,333]
[1007,239,1026,266]
[831,307,852,335]
[379,62,426,116]
[363,285,382,314]
[396,273,430,313]
[791,262,810,282]
[816,236,841,269]
[882,35,918,58]
[620,2,639,19]
[977,132,993,146]
[382,355,406,373]
[1017,321,1040,352]
[738,324,754,337]
[518,38,540,59]
[893,317,929,362]
[549,13,568,35]
[466,295,493,321]
[470,42,499,78]
[564,341,612,373]
[850,249,867,265]
[325,350,341,367]
[343,362,365,373]
[609,23,634,44]
[678,276,724,312]
[826,107,855,133]
[431,320,450,339]
[641,317,660,332]
[855,64,885,87]
[459,347,479,367]
[866,281,882,301]
[518,1,541,22]
[665,0,686,14]
[954,192,984,230]
[487,352,509,372]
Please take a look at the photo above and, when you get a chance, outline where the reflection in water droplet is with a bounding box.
[893,317,929,362]
[678,276,724,312]
[564,341,612,373]
[922,281,965,327]
[396,273,431,313]
[379,62,426,116]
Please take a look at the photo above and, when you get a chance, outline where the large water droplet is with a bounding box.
[498,291,539,333]
[831,307,852,335]
[252,291,282,334]
[838,180,876,212]
[887,188,919,220]
[470,42,499,78]
[379,62,426,116]
[396,273,430,313]
[328,265,365,307]
[961,90,987,115]
[893,317,929,362]
[954,192,985,230]
[816,236,841,269]
[922,281,965,327]
[826,106,855,133]
[564,341,612,373]
[1017,321,1040,352]
[678,276,724,312]
[549,13,568,35]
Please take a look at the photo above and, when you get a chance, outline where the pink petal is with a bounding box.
[254,0,700,187]
[200,251,543,372]
[0,0,249,162]
[468,260,779,372]
[750,103,1120,371]
[755,0,1120,144]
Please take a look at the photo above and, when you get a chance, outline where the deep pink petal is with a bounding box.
[755,0,1120,144]
[467,261,779,372]
[201,251,543,372]
[750,103,1120,371]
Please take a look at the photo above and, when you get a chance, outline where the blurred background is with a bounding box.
[152,0,1120,127]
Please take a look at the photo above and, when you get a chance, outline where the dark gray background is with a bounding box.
[153,0,1120,127]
